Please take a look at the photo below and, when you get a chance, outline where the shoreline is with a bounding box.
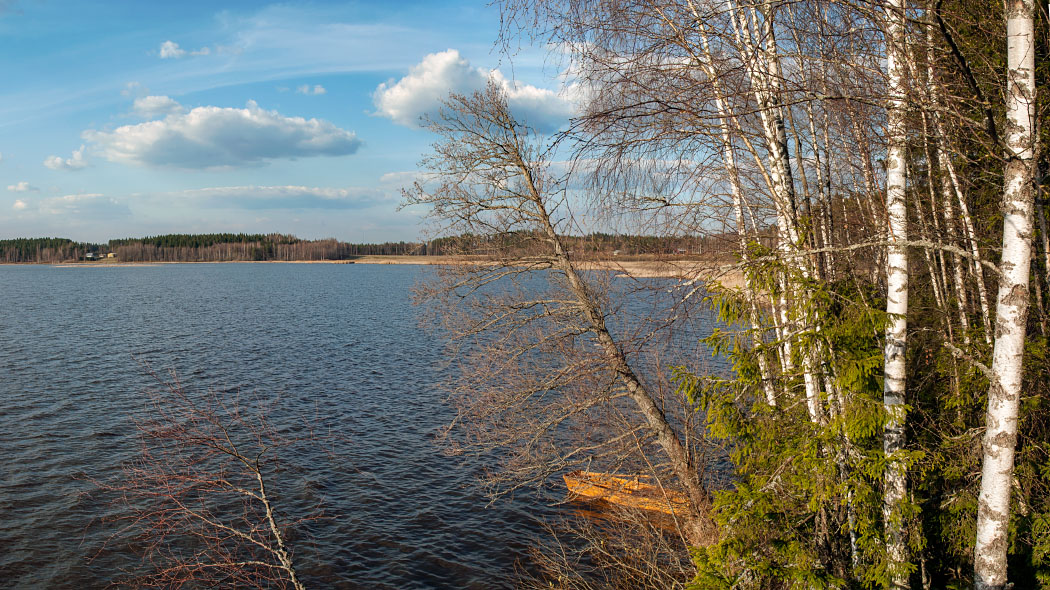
[327,255,748,287]
[4,255,747,287]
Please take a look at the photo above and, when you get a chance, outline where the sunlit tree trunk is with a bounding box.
[692,15,779,406]
[938,146,974,341]
[732,0,823,424]
[805,100,834,278]
[924,25,974,340]
[883,0,910,584]
[942,147,995,344]
[918,112,951,333]
[974,1,1036,587]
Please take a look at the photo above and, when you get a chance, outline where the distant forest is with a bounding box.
[0,231,745,263]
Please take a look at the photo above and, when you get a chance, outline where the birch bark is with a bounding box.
[974,1,1036,587]
[938,145,974,341]
[726,1,798,382]
[943,150,996,343]
[882,0,910,584]
[693,16,779,406]
[734,0,823,423]
[925,19,972,342]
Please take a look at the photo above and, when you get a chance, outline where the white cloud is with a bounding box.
[12,199,26,210]
[296,84,327,95]
[159,40,186,59]
[151,185,387,209]
[44,145,88,171]
[159,40,210,59]
[373,49,574,132]
[132,95,185,118]
[7,181,38,192]
[83,100,361,169]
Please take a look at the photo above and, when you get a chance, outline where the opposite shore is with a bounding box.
[15,254,747,288]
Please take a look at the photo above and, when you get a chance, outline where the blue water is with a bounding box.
[0,263,561,589]
[0,262,723,589]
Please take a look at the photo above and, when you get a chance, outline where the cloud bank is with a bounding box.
[84,99,361,168]
[171,185,387,209]
[373,49,574,132]
[13,193,130,217]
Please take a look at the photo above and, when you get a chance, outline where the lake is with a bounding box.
[0,262,720,588]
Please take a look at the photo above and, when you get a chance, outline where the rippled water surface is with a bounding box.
[0,263,564,589]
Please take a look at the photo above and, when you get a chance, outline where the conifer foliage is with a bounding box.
[415,0,1050,588]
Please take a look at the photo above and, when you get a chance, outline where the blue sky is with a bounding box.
[0,0,574,243]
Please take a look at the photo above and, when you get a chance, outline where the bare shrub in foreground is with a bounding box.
[89,371,327,589]
[520,506,697,590]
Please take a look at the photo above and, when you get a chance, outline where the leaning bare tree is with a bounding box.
[409,81,717,547]
[420,0,1050,586]
[90,372,320,589]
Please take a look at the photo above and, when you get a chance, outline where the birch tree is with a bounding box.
[442,0,1050,585]
[974,0,1038,587]
[882,0,911,585]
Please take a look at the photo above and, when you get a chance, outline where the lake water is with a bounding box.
[0,263,720,588]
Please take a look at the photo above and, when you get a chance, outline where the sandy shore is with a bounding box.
[21,256,748,288]
[581,260,746,289]
[350,255,747,288]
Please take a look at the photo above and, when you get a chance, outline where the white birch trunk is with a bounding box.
[974,1,1036,587]
[725,0,803,403]
[883,0,910,584]
[695,18,779,406]
[919,113,952,324]
[744,1,823,423]
[944,153,996,343]
[806,101,834,277]
[940,147,974,341]
[925,18,973,342]
[817,99,838,277]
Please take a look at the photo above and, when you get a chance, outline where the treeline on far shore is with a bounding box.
[0,231,749,263]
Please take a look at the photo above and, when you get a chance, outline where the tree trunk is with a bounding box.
[737,0,824,424]
[694,17,779,406]
[974,1,1036,588]
[519,157,714,542]
[883,0,910,584]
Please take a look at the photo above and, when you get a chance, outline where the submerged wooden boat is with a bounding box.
[562,470,691,515]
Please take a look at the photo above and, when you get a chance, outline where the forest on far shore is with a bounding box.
[0,231,745,263]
